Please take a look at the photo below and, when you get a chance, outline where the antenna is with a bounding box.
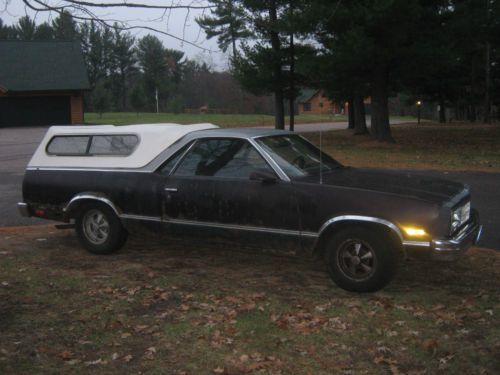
[319,130,323,184]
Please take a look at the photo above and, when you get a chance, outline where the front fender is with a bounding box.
[311,215,405,259]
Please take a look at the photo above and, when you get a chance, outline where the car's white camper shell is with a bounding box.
[28,123,218,169]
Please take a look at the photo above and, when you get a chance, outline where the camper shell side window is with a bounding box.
[46,134,139,156]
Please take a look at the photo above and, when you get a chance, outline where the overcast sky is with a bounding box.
[0,0,229,69]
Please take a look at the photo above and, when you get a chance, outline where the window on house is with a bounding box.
[303,103,311,112]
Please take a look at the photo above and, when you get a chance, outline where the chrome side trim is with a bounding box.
[118,214,318,237]
[64,193,121,216]
[165,217,307,236]
[318,215,404,243]
[402,240,431,247]
[120,214,162,222]
[26,167,152,173]
[474,224,483,244]
[302,231,319,238]
[248,138,291,182]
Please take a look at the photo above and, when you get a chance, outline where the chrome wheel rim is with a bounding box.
[337,239,376,280]
[82,209,110,245]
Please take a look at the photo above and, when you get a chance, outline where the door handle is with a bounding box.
[164,187,178,192]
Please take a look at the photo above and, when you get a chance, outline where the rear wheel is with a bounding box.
[75,203,127,254]
[325,227,398,292]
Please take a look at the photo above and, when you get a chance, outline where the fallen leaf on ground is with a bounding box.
[58,351,74,360]
[422,339,438,353]
[85,358,104,366]
[144,347,156,359]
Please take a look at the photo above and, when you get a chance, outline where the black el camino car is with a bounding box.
[18,123,482,292]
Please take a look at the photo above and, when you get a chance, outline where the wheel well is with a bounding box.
[313,221,403,260]
[64,194,121,219]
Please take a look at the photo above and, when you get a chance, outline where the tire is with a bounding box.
[75,202,128,254]
[325,227,398,292]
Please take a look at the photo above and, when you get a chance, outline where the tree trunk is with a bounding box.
[269,0,285,129]
[289,31,295,132]
[231,36,237,59]
[438,90,446,123]
[484,40,491,123]
[273,92,285,129]
[370,65,393,142]
[469,105,477,122]
[353,93,368,135]
[347,98,354,129]
[121,71,127,111]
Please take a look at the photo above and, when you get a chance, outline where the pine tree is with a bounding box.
[130,85,145,115]
[15,16,36,40]
[34,23,54,40]
[136,35,168,111]
[196,0,250,57]
[0,18,17,39]
[52,11,78,40]
[110,25,137,111]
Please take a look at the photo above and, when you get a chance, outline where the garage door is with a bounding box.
[0,96,71,127]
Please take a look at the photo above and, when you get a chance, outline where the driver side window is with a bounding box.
[173,138,275,179]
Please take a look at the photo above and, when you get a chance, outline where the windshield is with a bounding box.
[256,134,342,178]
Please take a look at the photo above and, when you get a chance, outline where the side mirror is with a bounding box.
[249,169,278,184]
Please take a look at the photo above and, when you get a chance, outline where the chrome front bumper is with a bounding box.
[17,202,31,217]
[431,220,482,261]
[404,211,482,261]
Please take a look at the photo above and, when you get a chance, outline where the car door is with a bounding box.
[160,137,299,236]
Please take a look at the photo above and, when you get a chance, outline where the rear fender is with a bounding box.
[63,192,121,218]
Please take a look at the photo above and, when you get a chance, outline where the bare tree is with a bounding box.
[9,0,216,51]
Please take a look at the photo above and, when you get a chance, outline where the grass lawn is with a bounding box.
[85,112,347,127]
[0,226,498,374]
[303,122,500,172]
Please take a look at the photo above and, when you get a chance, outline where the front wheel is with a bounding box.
[325,227,398,292]
[75,203,128,254]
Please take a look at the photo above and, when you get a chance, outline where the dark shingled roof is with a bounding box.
[0,40,90,92]
[296,88,319,103]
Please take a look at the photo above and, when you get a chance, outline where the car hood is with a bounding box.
[296,167,466,204]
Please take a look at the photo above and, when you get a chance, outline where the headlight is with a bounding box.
[451,201,470,234]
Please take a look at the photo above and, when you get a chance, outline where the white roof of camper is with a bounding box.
[28,123,218,169]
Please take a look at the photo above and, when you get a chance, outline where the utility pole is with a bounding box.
[289,31,295,132]
[269,0,285,130]
[155,88,159,114]
[289,0,295,132]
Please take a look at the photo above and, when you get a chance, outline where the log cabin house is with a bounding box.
[297,89,345,115]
